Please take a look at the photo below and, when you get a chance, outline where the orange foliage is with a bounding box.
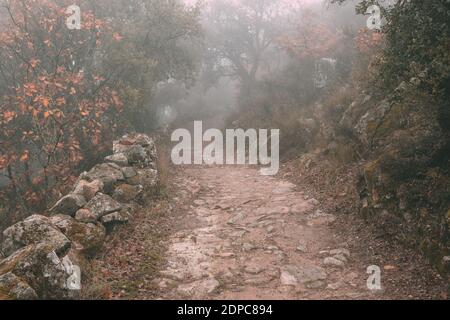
[0,0,124,209]
[277,10,341,60]
[355,28,384,54]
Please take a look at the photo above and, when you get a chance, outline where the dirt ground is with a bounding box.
[82,164,448,300]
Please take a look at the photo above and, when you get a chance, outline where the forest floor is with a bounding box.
[82,164,448,300]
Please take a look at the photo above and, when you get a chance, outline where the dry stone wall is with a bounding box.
[0,133,159,299]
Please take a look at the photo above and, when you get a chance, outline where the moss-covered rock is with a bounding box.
[1,215,71,258]
[0,272,37,300]
[50,215,106,257]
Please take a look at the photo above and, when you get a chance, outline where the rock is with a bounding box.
[73,179,103,201]
[85,163,124,194]
[291,202,313,215]
[327,281,344,291]
[217,252,235,258]
[355,99,392,146]
[114,133,157,162]
[176,283,194,297]
[281,264,327,286]
[177,278,219,297]
[297,265,327,284]
[100,210,130,227]
[128,169,159,191]
[442,256,450,273]
[280,267,298,286]
[114,133,153,149]
[0,272,38,300]
[242,243,255,252]
[50,194,86,216]
[121,167,138,180]
[267,206,290,215]
[324,257,345,268]
[306,280,326,289]
[2,215,71,258]
[124,145,148,165]
[66,246,89,271]
[50,215,106,256]
[227,213,244,225]
[85,193,122,220]
[333,254,348,263]
[307,210,336,225]
[329,248,350,257]
[74,208,97,224]
[296,243,308,253]
[105,153,129,167]
[0,244,79,299]
[203,278,220,294]
[244,266,264,275]
[112,184,143,203]
[130,133,155,148]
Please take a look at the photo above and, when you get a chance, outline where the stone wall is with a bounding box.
[0,133,159,299]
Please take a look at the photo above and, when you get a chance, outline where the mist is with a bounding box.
[0,0,449,301]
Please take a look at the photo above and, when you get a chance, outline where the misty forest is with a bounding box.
[0,0,449,300]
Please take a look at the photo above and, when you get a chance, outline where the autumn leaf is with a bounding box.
[29,58,40,68]
[112,32,123,42]
[20,150,29,162]
[0,155,8,169]
[3,110,17,123]
[42,97,50,108]
[383,265,396,271]
[56,97,66,106]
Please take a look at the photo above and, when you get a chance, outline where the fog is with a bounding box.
[1,0,449,301]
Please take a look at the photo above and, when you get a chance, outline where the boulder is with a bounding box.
[323,257,345,268]
[114,133,155,150]
[0,272,37,300]
[2,215,71,258]
[74,208,97,224]
[113,133,157,166]
[50,215,106,256]
[355,100,392,146]
[84,163,124,194]
[85,193,122,220]
[128,169,159,190]
[73,179,103,201]
[100,209,130,227]
[127,133,154,147]
[0,244,78,299]
[121,167,138,180]
[113,184,143,203]
[280,264,327,286]
[124,145,148,165]
[50,193,86,216]
[105,153,129,167]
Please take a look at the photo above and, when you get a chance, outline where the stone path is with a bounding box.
[153,166,384,300]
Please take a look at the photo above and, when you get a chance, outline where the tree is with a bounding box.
[0,0,203,220]
[204,0,283,91]
[94,0,203,131]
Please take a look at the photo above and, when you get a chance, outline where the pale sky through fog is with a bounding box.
[183,0,326,7]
